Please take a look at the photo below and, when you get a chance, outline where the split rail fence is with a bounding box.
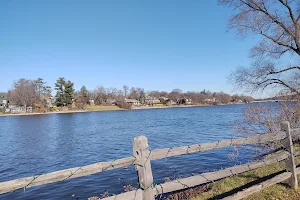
[1,121,300,200]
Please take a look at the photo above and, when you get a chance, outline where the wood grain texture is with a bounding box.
[0,156,135,194]
[150,131,289,161]
[133,136,155,200]
[281,121,298,189]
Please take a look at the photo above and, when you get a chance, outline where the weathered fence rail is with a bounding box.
[1,121,300,200]
[152,150,300,196]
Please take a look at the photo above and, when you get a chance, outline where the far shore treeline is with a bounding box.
[0,77,254,113]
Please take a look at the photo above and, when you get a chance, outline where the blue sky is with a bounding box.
[0,0,256,94]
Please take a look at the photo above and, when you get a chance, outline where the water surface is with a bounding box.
[0,104,262,199]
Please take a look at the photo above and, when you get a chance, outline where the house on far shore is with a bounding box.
[159,97,169,104]
[46,96,54,108]
[26,107,33,113]
[10,107,26,114]
[204,97,216,103]
[4,101,29,114]
[173,98,193,105]
[0,92,8,109]
[145,96,160,105]
[89,99,95,106]
[104,98,117,106]
[51,97,57,107]
[6,101,26,114]
[170,100,177,105]
[125,98,140,106]
[184,98,193,105]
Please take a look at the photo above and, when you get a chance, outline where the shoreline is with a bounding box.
[131,104,210,110]
[132,102,246,110]
[0,103,245,117]
[0,107,125,117]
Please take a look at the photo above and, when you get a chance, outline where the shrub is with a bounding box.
[117,100,132,109]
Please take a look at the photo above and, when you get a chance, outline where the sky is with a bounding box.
[0,0,257,95]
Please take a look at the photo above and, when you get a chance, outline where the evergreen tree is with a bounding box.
[64,80,75,106]
[54,77,66,107]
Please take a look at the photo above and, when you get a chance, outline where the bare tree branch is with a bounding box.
[222,0,300,95]
[267,66,300,74]
[241,0,295,38]
[278,0,300,49]
[259,31,296,51]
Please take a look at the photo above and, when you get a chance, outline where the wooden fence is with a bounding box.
[1,121,300,200]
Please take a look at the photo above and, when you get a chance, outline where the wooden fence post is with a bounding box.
[281,121,298,189]
[133,136,155,200]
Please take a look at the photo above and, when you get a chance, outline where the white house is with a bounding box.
[0,92,7,109]
[145,96,160,105]
[204,97,216,103]
[125,98,140,105]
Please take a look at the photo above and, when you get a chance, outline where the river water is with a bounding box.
[0,104,264,200]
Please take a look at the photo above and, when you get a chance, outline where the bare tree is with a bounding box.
[93,86,107,105]
[116,90,124,101]
[136,87,146,103]
[148,90,160,99]
[107,87,118,99]
[234,101,300,140]
[159,91,168,97]
[128,87,139,99]
[11,79,37,108]
[168,89,182,100]
[221,0,300,95]
[74,85,89,107]
[123,85,129,98]
[216,92,233,104]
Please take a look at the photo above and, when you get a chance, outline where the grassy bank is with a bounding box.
[192,161,300,200]
[168,148,300,200]
[85,105,123,111]
[0,103,243,117]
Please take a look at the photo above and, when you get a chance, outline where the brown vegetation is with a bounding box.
[4,77,253,114]
[221,0,300,136]
[8,78,51,111]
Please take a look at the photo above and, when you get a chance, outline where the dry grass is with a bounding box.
[187,147,300,200]
[86,105,123,111]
